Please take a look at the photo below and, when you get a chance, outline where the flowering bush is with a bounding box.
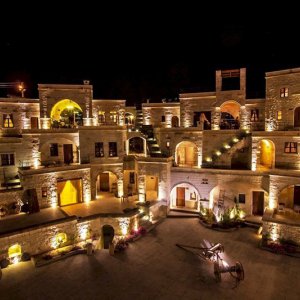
[115,239,129,252]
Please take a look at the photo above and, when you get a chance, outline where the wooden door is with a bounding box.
[63,144,73,164]
[294,107,300,127]
[252,191,264,215]
[100,173,109,191]
[30,117,39,129]
[293,186,300,205]
[176,187,185,206]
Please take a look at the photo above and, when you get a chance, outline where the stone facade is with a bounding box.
[142,103,180,128]
[3,67,300,249]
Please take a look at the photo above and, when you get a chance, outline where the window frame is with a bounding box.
[277,111,282,120]
[280,87,288,98]
[250,109,259,122]
[284,142,297,153]
[0,153,15,166]
[95,142,104,157]
[3,113,14,128]
[109,142,118,157]
[50,143,59,157]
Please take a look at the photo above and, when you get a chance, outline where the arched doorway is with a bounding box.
[128,137,145,154]
[96,171,118,197]
[102,225,114,249]
[279,185,300,210]
[294,107,300,127]
[258,139,275,169]
[170,183,200,210]
[220,101,240,129]
[51,99,83,128]
[145,175,158,200]
[175,141,198,167]
[57,179,83,206]
[125,112,135,126]
[171,116,179,127]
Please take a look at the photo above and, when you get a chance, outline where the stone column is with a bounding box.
[118,109,125,126]
[138,175,146,203]
[211,107,220,130]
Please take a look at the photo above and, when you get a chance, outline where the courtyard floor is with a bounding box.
[1,218,299,299]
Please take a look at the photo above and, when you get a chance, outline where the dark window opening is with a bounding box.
[251,109,259,122]
[50,143,58,156]
[1,153,14,166]
[130,172,135,184]
[238,194,246,204]
[95,142,104,157]
[109,142,117,157]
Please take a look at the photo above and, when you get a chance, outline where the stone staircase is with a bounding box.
[202,130,251,169]
[141,125,164,157]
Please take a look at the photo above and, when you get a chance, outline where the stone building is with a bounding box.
[2,67,300,259]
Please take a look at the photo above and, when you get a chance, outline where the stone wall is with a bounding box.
[142,103,180,128]
[263,220,300,244]
[92,100,126,126]
[137,158,172,203]
[252,132,300,170]
[179,93,216,128]
[265,68,300,131]
[156,127,202,161]
[38,84,93,120]
[171,169,267,215]
[79,127,126,164]
[20,167,91,208]
[0,218,77,259]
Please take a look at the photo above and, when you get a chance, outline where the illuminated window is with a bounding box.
[280,87,288,98]
[3,114,14,128]
[284,142,297,153]
[109,142,117,157]
[166,141,170,148]
[130,172,135,184]
[110,111,118,123]
[277,111,282,120]
[250,109,259,122]
[95,142,104,157]
[42,187,47,197]
[161,115,166,122]
[98,111,105,123]
[1,154,14,166]
[50,143,58,156]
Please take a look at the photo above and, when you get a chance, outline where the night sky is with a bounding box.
[1,6,300,106]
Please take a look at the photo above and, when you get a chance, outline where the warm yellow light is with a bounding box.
[8,244,22,259]
[216,151,221,156]
[206,157,212,162]
[52,232,67,249]
[233,137,239,143]
[230,209,235,219]
[239,210,246,219]
[224,144,231,149]
[67,105,74,110]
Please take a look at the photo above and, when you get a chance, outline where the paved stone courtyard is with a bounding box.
[1,218,299,299]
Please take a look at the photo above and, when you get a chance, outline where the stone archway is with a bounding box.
[50,99,83,128]
[171,116,179,127]
[175,141,198,167]
[279,185,300,210]
[258,139,275,169]
[170,183,200,210]
[102,225,114,249]
[294,107,300,127]
[220,101,240,129]
[96,171,118,197]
